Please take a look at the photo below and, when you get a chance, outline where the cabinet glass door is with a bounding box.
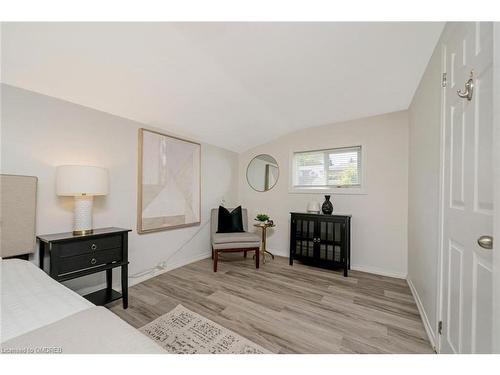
[318,220,342,263]
[294,217,316,258]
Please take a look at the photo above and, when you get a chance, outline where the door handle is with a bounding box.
[477,235,493,250]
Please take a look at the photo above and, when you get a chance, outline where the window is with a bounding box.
[292,146,361,189]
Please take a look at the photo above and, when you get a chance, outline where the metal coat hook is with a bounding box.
[457,71,474,101]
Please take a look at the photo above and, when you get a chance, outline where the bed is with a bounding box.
[0,175,164,353]
[1,258,93,342]
[1,259,164,353]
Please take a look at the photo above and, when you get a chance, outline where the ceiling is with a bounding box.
[1,22,444,152]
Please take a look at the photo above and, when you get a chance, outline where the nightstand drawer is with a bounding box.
[57,248,123,275]
[57,235,122,258]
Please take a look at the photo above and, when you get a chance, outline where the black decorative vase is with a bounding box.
[321,195,333,215]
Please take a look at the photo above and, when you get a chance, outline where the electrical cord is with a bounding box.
[129,218,210,279]
[128,199,228,279]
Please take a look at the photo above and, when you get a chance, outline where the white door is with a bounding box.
[494,23,500,355]
[440,22,494,353]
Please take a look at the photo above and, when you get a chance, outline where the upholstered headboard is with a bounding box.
[0,174,38,257]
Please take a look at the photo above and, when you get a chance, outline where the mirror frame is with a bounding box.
[246,154,280,192]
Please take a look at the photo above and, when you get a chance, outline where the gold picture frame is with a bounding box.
[137,128,201,234]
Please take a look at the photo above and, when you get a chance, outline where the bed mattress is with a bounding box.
[2,306,164,354]
[1,258,93,342]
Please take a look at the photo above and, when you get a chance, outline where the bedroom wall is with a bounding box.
[407,30,443,348]
[0,84,239,293]
[238,111,409,278]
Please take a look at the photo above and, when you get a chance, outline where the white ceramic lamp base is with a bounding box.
[74,195,94,235]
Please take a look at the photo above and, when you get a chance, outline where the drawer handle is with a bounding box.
[90,258,97,265]
[91,244,97,250]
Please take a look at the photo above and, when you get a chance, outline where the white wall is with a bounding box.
[239,111,409,278]
[0,84,239,293]
[407,34,443,349]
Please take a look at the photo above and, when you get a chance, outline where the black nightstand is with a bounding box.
[37,227,131,309]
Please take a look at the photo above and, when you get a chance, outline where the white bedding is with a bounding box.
[1,258,93,342]
[2,306,165,354]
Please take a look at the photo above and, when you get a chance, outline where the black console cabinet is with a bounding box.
[289,212,351,276]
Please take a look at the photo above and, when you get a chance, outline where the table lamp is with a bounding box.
[56,165,108,235]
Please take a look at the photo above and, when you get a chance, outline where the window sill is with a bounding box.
[288,187,367,195]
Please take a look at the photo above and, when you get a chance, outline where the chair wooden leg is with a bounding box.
[213,250,218,272]
[211,247,214,259]
[244,251,247,258]
[255,248,259,269]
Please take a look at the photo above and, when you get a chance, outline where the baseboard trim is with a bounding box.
[350,264,407,279]
[407,277,437,351]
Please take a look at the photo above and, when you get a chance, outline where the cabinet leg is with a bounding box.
[106,268,113,299]
[289,256,293,266]
[39,242,45,270]
[121,264,128,309]
[213,251,218,272]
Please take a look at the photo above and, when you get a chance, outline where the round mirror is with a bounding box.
[246,154,279,192]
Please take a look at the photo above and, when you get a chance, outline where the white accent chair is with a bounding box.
[210,208,260,272]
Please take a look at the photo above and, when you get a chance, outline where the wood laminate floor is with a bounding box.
[109,255,433,354]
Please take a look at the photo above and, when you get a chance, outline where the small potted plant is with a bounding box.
[255,213,270,223]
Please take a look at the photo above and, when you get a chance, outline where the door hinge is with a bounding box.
[438,321,443,335]
[442,73,447,87]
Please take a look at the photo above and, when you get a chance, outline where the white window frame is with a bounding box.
[289,145,367,195]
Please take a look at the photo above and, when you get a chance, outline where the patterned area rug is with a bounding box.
[140,304,271,354]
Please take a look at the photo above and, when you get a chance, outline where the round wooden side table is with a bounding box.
[253,222,275,263]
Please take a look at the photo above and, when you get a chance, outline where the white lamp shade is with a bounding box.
[56,165,108,196]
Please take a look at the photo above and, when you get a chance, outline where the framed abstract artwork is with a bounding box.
[137,128,201,234]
